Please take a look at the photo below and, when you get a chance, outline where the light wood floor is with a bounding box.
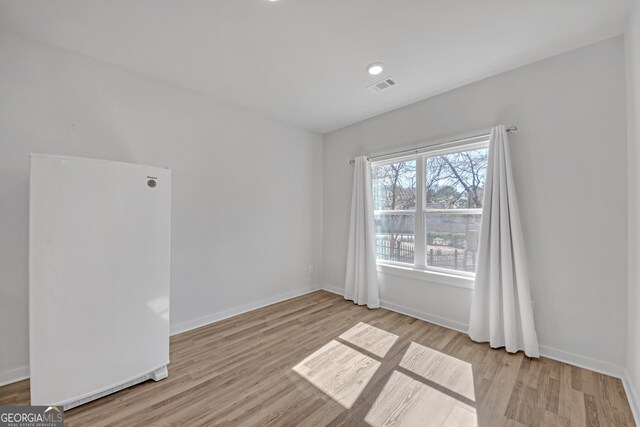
[0,291,635,426]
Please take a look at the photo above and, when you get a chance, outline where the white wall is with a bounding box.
[323,37,628,374]
[626,0,640,419]
[0,31,323,384]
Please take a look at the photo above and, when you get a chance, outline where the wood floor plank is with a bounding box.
[505,380,538,424]
[559,363,586,426]
[0,291,634,426]
[571,365,584,392]
[584,393,601,427]
[478,351,524,424]
[545,377,561,415]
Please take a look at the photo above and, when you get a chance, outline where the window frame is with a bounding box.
[371,137,490,284]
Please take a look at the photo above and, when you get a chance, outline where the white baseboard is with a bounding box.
[0,365,29,387]
[623,369,640,425]
[321,284,468,333]
[170,285,321,336]
[538,345,623,378]
[0,286,322,387]
[322,284,343,296]
[320,284,624,378]
[379,300,469,333]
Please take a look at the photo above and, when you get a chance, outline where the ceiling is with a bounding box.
[0,0,631,133]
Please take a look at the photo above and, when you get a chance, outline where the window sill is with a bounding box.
[376,263,475,289]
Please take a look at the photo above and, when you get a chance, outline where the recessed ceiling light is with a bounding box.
[366,62,384,76]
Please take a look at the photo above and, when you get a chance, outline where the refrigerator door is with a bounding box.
[29,154,170,407]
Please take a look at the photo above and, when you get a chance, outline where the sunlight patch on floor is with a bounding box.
[292,339,380,409]
[365,371,478,427]
[339,322,399,358]
[400,341,476,402]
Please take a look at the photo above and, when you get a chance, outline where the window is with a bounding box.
[372,139,489,277]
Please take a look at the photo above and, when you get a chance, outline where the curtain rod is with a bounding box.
[349,125,518,165]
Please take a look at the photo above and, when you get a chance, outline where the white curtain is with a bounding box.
[344,156,380,308]
[468,125,540,357]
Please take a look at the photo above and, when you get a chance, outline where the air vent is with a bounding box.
[367,77,398,93]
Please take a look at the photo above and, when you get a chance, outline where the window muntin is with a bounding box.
[372,144,488,276]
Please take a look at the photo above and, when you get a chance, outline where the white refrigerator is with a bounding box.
[29,154,171,410]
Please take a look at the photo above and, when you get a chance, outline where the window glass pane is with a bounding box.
[426,148,488,209]
[375,214,415,264]
[425,214,481,273]
[372,160,416,210]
